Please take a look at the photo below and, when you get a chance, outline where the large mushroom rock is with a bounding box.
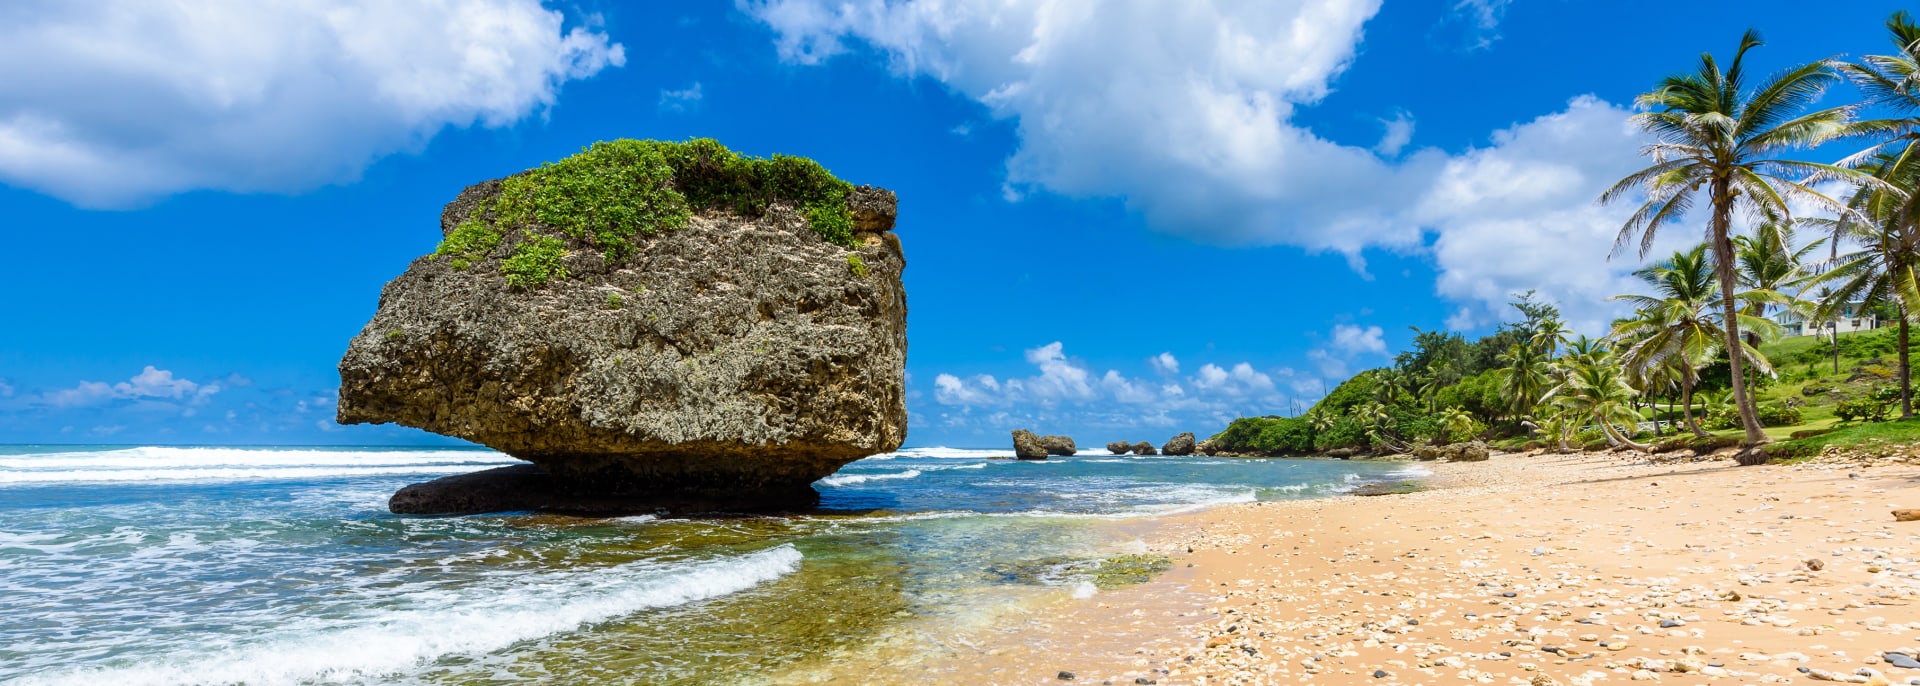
[1012,429,1048,460]
[1106,440,1133,455]
[1131,441,1157,456]
[337,139,908,515]
[1040,435,1077,456]
[1161,432,1196,456]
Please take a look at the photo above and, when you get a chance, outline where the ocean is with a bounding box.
[0,444,1424,684]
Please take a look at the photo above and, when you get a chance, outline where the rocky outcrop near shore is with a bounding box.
[1012,430,1048,460]
[337,140,908,514]
[1161,432,1196,456]
[1411,441,1491,462]
[1131,441,1157,456]
[1107,441,1133,455]
[1041,435,1077,456]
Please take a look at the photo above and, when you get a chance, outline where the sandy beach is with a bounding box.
[877,451,1920,685]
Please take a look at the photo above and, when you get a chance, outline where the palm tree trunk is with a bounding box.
[1682,373,1710,438]
[1710,200,1768,447]
[1598,416,1652,452]
[1901,307,1912,419]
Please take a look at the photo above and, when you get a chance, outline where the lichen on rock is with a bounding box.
[338,138,907,514]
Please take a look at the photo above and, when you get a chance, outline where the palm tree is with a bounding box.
[1373,369,1408,407]
[1828,10,1920,420]
[1307,407,1334,434]
[1496,342,1550,417]
[1531,316,1571,359]
[1837,11,1920,171]
[1610,245,1726,438]
[1546,347,1653,452]
[1417,360,1456,413]
[1808,160,1920,418]
[1437,406,1477,443]
[1734,222,1824,324]
[1601,30,1864,449]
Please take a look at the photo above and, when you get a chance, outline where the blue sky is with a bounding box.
[0,0,1910,448]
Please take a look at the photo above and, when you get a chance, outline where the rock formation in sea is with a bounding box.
[1040,435,1077,456]
[1106,440,1133,455]
[337,139,908,514]
[1161,432,1196,456]
[1012,429,1048,460]
[1131,441,1157,456]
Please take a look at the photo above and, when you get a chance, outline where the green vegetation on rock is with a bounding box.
[435,138,861,287]
[502,236,569,289]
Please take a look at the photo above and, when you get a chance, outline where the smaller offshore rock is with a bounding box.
[1013,429,1049,460]
[1106,441,1134,455]
[1131,441,1157,456]
[1040,435,1077,456]
[1161,432,1196,456]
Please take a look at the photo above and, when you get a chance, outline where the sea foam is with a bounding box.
[12,544,803,686]
[816,469,923,487]
[0,446,522,485]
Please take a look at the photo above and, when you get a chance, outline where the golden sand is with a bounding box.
[882,451,1920,685]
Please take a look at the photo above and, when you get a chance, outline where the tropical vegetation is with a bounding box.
[1210,14,1920,463]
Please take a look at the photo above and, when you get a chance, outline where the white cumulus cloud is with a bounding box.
[658,82,704,113]
[1328,324,1387,356]
[42,366,220,408]
[744,1,1663,334]
[1149,352,1180,376]
[0,0,625,207]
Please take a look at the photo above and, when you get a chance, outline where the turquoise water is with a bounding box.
[0,445,1422,684]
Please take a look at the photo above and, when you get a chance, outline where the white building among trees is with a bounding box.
[1775,302,1880,337]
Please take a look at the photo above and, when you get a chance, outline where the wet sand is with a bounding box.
[883,450,1920,685]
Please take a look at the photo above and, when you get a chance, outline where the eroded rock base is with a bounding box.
[389,465,822,516]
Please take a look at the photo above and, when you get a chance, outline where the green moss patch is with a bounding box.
[1351,481,1425,497]
[988,553,1174,590]
[435,138,860,288]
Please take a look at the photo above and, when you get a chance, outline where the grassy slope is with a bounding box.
[1657,329,1920,451]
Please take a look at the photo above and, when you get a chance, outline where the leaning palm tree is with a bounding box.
[1601,30,1864,449]
[1546,348,1654,452]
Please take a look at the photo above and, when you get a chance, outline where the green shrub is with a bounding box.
[1572,426,1606,445]
[1837,397,1893,423]
[847,254,867,277]
[435,138,860,284]
[1209,416,1315,454]
[1311,416,1368,452]
[1704,400,1802,429]
[605,292,623,309]
[436,216,503,264]
[1757,401,1802,427]
[502,236,569,289]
